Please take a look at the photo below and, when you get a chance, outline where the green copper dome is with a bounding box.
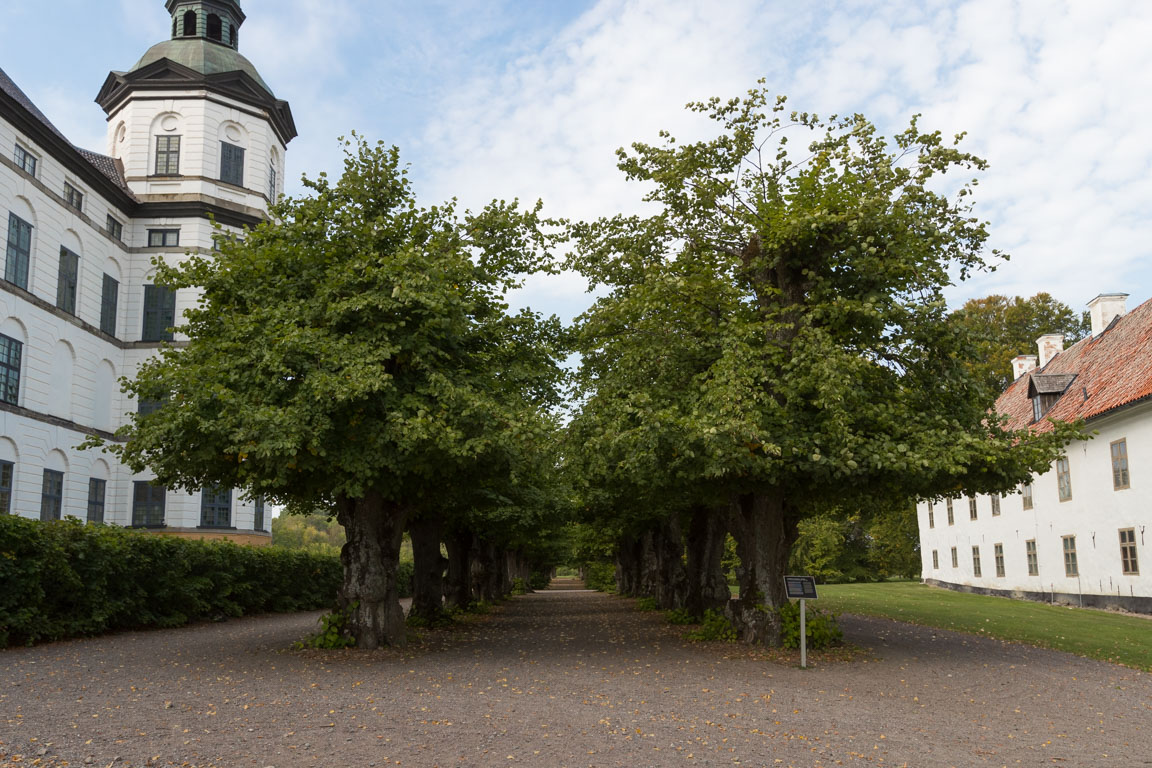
[130,38,273,96]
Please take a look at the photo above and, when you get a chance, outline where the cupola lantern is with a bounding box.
[167,0,245,50]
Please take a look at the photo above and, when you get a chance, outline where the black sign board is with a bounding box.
[784,575,818,600]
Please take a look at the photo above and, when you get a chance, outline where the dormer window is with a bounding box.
[1027,373,1076,422]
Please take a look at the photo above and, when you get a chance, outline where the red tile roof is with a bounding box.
[997,295,1152,431]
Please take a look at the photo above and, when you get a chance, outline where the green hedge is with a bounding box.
[0,515,342,647]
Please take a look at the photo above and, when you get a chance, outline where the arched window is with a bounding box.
[183,10,196,36]
[229,26,237,47]
[207,14,222,41]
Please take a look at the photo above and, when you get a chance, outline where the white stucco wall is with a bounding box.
[918,401,1152,603]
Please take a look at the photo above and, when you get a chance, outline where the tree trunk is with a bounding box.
[408,514,448,625]
[444,528,474,611]
[471,539,504,602]
[639,529,659,598]
[654,516,688,610]
[685,505,730,619]
[335,491,407,649]
[726,490,798,645]
[615,535,642,596]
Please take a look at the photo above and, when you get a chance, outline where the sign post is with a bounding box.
[783,576,819,669]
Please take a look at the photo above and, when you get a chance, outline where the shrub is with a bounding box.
[528,571,551,590]
[582,561,615,592]
[510,578,528,595]
[684,609,737,642]
[777,601,843,650]
[0,515,342,647]
[665,608,697,625]
[395,560,414,599]
[298,603,356,649]
[635,596,659,611]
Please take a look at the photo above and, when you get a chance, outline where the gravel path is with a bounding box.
[2,587,1150,767]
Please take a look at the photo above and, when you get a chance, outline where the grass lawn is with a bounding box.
[815,581,1152,671]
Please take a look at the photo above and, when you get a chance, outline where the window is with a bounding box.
[1062,535,1078,577]
[968,496,978,521]
[1056,457,1072,501]
[142,284,176,341]
[1026,540,1038,576]
[253,496,265,531]
[927,505,934,529]
[991,494,1001,516]
[1120,528,1139,575]
[0,333,21,405]
[1022,482,1033,510]
[5,212,32,289]
[268,164,277,201]
[946,497,954,526]
[14,144,37,176]
[105,215,123,242]
[200,485,232,528]
[971,546,982,577]
[63,182,83,212]
[932,549,939,569]
[148,229,179,248]
[1111,439,1130,490]
[0,460,12,513]
[994,543,1005,578]
[132,481,166,527]
[57,247,79,314]
[182,10,196,36]
[87,478,106,524]
[100,274,119,336]
[207,13,222,40]
[220,141,245,186]
[155,135,181,176]
[950,546,958,568]
[40,469,63,521]
[137,397,164,416]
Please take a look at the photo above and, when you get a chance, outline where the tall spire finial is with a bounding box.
[166,1,246,50]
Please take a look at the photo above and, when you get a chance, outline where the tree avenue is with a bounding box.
[566,86,1083,644]
[97,138,567,649]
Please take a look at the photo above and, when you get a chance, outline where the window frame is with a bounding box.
[56,246,80,315]
[946,497,954,526]
[200,485,232,528]
[994,543,1005,578]
[1056,457,1072,502]
[932,549,939,569]
[63,182,84,213]
[0,332,22,406]
[1120,528,1139,575]
[991,494,1001,516]
[950,546,958,569]
[87,478,106,524]
[971,545,982,578]
[220,141,246,187]
[1026,539,1038,576]
[155,135,181,176]
[1110,439,1130,490]
[268,163,277,201]
[40,469,63,521]
[105,215,123,242]
[1022,482,1033,511]
[5,212,33,290]
[132,481,166,527]
[253,496,265,531]
[141,284,176,342]
[100,274,119,336]
[968,495,978,521]
[0,459,13,514]
[147,229,179,248]
[13,144,37,176]
[1062,535,1078,577]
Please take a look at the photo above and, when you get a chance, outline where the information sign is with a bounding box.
[784,575,818,600]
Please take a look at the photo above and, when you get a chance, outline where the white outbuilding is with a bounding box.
[1,0,294,544]
[917,293,1152,612]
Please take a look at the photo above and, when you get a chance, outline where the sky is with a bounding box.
[2,0,1150,331]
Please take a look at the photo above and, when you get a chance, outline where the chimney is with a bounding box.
[1036,334,1064,368]
[1087,292,1128,336]
[1013,355,1038,380]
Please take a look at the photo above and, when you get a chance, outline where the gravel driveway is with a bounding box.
[2,587,1149,767]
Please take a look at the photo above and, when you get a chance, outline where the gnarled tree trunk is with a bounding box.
[654,516,688,610]
[726,490,798,645]
[335,491,407,648]
[615,534,643,596]
[408,514,448,625]
[685,505,730,619]
[444,528,474,611]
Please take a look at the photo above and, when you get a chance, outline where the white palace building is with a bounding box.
[0,0,294,544]
[918,293,1152,613]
